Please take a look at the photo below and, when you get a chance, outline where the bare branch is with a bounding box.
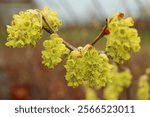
[42,15,76,51]
[90,25,107,46]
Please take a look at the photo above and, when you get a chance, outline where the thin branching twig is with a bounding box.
[42,15,76,51]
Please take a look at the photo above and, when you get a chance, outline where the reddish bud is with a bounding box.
[117,12,124,19]
[103,27,110,35]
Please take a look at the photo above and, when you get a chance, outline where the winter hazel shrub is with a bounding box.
[5,6,142,97]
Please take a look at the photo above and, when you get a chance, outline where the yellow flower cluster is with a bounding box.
[6,9,42,48]
[137,73,150,100]
[6,6,62,48]
[84,86,99,100]
[104,66,132,100]
[41,6,62,32]
[42,34,69,69]
[65,45,113,88]
[105,12,141,63]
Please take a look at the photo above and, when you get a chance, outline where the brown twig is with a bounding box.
[43,27,76,51]
[90,18,110,46]
[42,15,55,34]
[90,25,107,46]
[42,15,76,51]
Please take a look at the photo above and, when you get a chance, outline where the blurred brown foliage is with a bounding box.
[0,40,85,100]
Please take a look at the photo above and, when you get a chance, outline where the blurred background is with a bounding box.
[0,0,150,100]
